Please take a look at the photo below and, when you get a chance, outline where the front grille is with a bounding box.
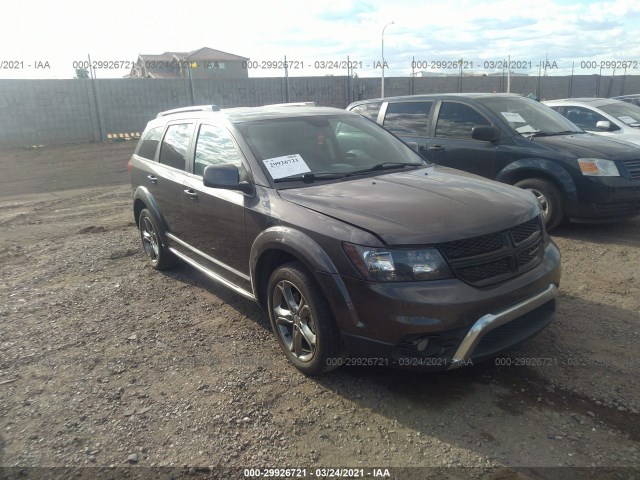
[456,258,511,284]
[622,159,640,180]
[517,243,543,269]
[439,233,503,259]
[437,217,544,286]
[510,217,540,244]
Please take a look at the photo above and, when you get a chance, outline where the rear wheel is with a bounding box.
[267,262,343,375]
[514,178,564,230]
[138,209,176,270]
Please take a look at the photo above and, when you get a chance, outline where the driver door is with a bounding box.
[427,101,497,178]
[180,123,251,289]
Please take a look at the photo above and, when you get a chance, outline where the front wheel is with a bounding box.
[267,262,343,375]
[514,178,564,230]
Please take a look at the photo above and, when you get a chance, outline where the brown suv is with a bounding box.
[129,104,561,375]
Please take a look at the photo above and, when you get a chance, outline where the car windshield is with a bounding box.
[598,101,640,127]
[236,114,426,185]
[477,96,583,136]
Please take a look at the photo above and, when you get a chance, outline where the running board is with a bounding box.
[169,248,256,301]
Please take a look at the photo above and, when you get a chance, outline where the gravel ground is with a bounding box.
[0,142,639,480]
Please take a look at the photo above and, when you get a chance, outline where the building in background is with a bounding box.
[127,47,249,79]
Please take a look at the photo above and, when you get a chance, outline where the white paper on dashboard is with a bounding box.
[501,112,527,123]
[263,154,311,179]
[516,125,537,133]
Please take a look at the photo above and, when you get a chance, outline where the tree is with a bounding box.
[75,68,90,79]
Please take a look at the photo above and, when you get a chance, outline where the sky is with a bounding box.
[1,0,640,79]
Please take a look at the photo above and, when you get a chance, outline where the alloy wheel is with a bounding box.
[140,216,160,262]
[271,280,317,363]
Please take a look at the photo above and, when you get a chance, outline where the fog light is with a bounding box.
[416,338,430,352]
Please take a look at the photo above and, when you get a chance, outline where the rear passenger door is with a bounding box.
[428,101,496,178]
[155,122,195,236]
[179,123,251,289]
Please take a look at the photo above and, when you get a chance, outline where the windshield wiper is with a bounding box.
[522,130,581,139]
[273,172,346,183]
[345,162,424,177]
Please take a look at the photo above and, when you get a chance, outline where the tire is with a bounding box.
[267,262,343,375]
[514,178,564,230]
[138,208,176,270]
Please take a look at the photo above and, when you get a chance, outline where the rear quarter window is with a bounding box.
[159,123,194,170]
[136,126,164,160]
[350,102,382,121]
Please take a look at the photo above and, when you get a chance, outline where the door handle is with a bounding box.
[147,175,158,184]
[427,145,444,152]
[183,189,199,199]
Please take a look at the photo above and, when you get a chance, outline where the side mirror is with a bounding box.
[406,141,419,152]
[471,125,500,142]
[596,120,612,131]
[203,164,254,194]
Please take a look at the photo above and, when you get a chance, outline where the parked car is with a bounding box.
[347,94,640,230]
[612,94,640,107]
[130,104,561,375]
[544,98,640,146]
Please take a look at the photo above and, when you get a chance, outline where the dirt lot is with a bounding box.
[0,142,639,479]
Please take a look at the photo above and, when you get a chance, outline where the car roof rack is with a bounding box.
[157,105,220,118]
[262,102,318,107]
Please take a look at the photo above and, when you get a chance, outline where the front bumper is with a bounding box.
[316,241,561,370]
[566,175,640,221]
[448,284,557,368]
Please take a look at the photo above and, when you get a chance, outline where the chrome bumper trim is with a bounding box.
[448,284,558,369]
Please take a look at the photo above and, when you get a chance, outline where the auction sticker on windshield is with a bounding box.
[263,154,311,179]
[501,112,527,123]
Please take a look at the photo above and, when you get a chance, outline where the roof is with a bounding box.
[544,98,620,107]
[223,105,346,123]
[350,93,525,105]
[613,94,640,99]
[148,104,351,125]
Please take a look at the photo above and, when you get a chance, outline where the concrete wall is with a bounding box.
[1,75,639,146]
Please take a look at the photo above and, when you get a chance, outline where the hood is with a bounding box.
[278,166,540,245]
[531,132,640,159]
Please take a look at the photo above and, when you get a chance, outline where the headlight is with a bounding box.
[343,243,453,281]
[577,158,620,176]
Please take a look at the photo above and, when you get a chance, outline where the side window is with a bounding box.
[564,107,607,130]
[159,123,194,170]
[383,101,433,136]
[435,102,490,139]
[194,124,245,177]
[137,126,163,160]
[350,102,382,121]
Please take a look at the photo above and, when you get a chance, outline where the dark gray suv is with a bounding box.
[129,104,561,375]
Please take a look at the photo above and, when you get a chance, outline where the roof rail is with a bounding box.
[157,105,220,118]
[262,102,318,107]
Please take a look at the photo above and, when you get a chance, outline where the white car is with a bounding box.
[544,98,640,146]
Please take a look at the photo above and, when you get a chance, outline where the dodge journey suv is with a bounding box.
[348,94,640,230]
[130,104,561,375]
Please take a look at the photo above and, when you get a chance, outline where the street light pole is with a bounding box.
[381,21,394,98]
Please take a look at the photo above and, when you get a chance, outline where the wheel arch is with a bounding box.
[496,158,578,201]
[132,186,170,247]
[250,227,339,310]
